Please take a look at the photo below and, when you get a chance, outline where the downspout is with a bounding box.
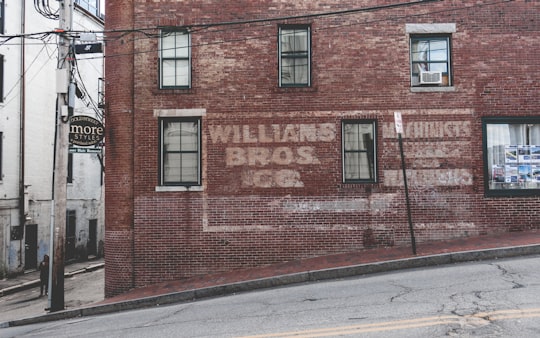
[18,0,27,268]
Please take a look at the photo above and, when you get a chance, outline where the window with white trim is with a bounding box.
[342,120,377,183]
[159,29,191,89]
[159,118,200,186]
[279,25,310,87]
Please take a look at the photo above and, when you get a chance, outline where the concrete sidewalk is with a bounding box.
[0,259,104,298]
[2,230,540,328]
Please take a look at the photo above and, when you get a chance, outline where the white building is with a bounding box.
[0,0,104,276]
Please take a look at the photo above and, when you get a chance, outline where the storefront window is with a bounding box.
[483,118,540,196]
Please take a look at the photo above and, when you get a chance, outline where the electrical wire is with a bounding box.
[69,0,513,63]
[2,0,518,107]
[34,0,59,20]
[72,55,104,121]
[2,0,516,54]
[2,42,57,105]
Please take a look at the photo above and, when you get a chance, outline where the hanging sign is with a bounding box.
[69,115,104,146]
[75,43,103,54]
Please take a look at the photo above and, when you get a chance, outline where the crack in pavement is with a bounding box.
[491,263,525,289]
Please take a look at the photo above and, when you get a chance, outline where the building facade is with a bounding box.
[0,0,105,277]
[104,0,540,297]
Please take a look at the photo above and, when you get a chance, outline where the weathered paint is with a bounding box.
[384,169,473,186]
[382,121,471,139]
[213,123,334,187]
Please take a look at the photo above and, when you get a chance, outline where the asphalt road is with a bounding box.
[2,255,539,337]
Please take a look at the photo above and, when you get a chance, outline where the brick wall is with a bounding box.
[104,1,135,297]
[105,0,540,296]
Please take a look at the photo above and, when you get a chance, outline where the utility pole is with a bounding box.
[50,0,73,312]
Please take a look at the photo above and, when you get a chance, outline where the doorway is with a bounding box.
[24,224,38,270]
[66,210,76,261]
[88,219,97,256]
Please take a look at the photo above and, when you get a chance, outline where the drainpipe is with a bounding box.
[18,0,27,268]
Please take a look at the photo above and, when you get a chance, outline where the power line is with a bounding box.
[1,0,515,53]
[79,0,516,62]
[2,42,57,105]
[0,0,447,45]
[1,0,517,103]
[99,0,443,42]
[72,53,104,120]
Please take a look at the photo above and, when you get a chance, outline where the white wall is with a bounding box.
[0,1,104,274]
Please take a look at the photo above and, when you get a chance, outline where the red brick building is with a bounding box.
[104,0,540,297]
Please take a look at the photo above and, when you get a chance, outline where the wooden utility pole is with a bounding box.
[50,0,73,312]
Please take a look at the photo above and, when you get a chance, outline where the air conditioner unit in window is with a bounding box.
[419,71,442,84]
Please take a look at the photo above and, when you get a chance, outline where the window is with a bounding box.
[279,26,310,87]
[66,210,76,260]
[159,118,200,186]
[0,54,3,102]
[483,117,540,196]
[75,0,101,18]
[410,35,451,86]
[342,120,377,183]
[159,29,190,89]
[0,132,3,180]
[67,153,73,183]
[0,1,4,34]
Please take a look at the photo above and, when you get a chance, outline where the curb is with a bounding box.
[0,263,104,298]
[0,280,40,298]
[2,244,540,328]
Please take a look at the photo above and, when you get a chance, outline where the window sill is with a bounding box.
[154,88,194,95]
[411,86,455,93]
[155,185,203,192]
[274,86,317,93]
[485,188,540,198]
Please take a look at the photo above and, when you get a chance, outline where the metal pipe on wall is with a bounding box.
[18,0,27,269]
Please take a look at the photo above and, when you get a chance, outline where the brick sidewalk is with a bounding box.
[99,229,540,305]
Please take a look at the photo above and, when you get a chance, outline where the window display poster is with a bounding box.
[505,145,517,163]
[501,145,540,183]
[518,164,532,182]
[505,164,518,183]
[518,145,531,163]
[533,164,540,182]
[531,146,540,161]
